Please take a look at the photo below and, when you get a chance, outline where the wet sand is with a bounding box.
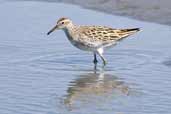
[17,0,171,26]
[58,0,171,26]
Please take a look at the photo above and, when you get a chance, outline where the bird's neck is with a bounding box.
[63,24,77,41]
[65,23,76,31]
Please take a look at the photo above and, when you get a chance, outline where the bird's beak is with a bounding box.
[47,24,58,35]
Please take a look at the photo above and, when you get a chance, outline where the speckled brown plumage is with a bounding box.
[77,26,139,45]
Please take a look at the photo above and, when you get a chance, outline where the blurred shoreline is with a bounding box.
[61,0,171,26]
[14,0,171,26]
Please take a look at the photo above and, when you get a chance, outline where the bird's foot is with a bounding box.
[103,60,107,66]
[93,59,98,64]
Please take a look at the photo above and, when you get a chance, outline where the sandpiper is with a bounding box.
[47,17,140,66]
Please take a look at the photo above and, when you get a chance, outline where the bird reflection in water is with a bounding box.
[62,66,130,110]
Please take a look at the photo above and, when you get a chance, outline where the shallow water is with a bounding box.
[0,1,171,114]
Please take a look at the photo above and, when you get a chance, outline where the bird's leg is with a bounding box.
[93,52,98,71]
[94,63,97,71]
[93,52,98,64]
[97,48,107,66]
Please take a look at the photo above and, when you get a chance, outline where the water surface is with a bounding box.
[0,1,171,114]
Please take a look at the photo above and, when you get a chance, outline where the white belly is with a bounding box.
[64,29,102,51]
[70,40,97,51]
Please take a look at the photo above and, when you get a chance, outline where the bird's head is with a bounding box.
[47,17,73,35]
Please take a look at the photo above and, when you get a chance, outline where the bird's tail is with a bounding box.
[122,28,140,33]
[118,28,140,38]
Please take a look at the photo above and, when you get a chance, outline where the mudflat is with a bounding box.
[61,0,171,25]
[22,0,171,25]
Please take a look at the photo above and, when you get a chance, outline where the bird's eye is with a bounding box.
[61,22,64,24]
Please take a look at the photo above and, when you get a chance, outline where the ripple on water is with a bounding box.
[19,49,165,73]
[8,47,168,114]
[105,49,164,70]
